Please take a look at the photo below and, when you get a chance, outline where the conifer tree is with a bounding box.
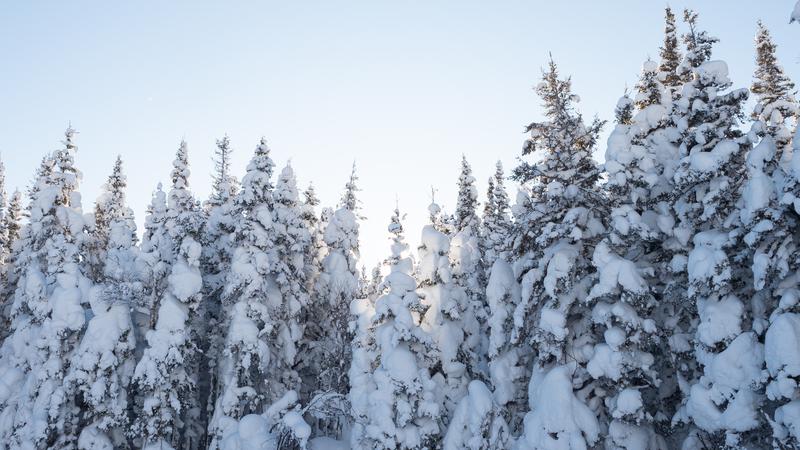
[87,156,132,282]
[301,183,325,295]
[658,6,683,92]
[67,157,140,448]
[0,189,23,336]
[0,158,7,267]
[450,156,485,380]
[483,161,513,270]
[592,59,680,448]
[132,141,204,450]
[417,200,470,421]
[309,168,361,404]
[742,21,800,448]
[511,59,605,449]
[200,135,240,445]
[667,12,764,448]
[208,138,276,446]
[269,164,310,401]
[354,207,439,450]
[0,128,91,449]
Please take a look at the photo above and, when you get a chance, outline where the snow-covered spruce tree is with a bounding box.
[658,6,683,93]
[269,164,310,401]
[300,182,325,296]
[450,156,486,380]
[137,183,171,332]
[354,207,440,450]
[0,158,6,266]
[510,59,606,449]
[348,268,377,450]
[750,21,797,165]
[0,128,91,449]
[86,156,131,282]
[667,12,765,449]
[767,134,800,447]
[486,257,524,435]
[66,157,140,449]
[132,140,204,450]
[742,22,800,448]
[587,63,676,449]
[308,165,361,402]
[0,189,23,336]
[199,135,240,446]
[417,200,471,422]
[208,137,277,447]
[483,161,513,272]
[792,1,800,24]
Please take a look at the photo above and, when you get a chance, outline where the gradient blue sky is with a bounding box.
[1,1,798,267]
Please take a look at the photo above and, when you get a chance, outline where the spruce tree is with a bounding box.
[0,189,22,336]
[87,156,132,282]
[200,135,239,446]
[0,128,92,449]
[658,6,683,92]
[596,58,683,448]
[743,21,800,449]
[483,161,513,271]
[208,138,275,446]
[67,156,140,449]
[417,200,470,422]
[309,168,361,405]
[450,156,485,380]
[132,141,204,450]
[354,207,439,450]
[269,164,310,402]
[511,59,606,448]
[668,12,764,448]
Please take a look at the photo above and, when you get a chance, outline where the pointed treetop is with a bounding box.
[274,163,299,205]
[171,140,190,190]
[3,189,22,245]
[340,161,361,213]
[614,92,634,125]
[514,57,603,188]
[634,59,665,110]
[455,155,479,232]
[386,204,409,267]
[209,134,238,206]
[752,21,796,108]
[658,6,682,88]
[239,137,276,208]
[303,182,320,207]
[681,9,718,72]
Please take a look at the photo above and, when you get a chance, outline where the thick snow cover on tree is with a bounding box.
[0,6,799,450]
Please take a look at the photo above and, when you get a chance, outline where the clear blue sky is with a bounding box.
[1,1,798,267]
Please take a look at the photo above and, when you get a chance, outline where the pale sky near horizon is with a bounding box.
[1,1,798,268]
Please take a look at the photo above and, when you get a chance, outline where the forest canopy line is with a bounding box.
[0,5,799,450]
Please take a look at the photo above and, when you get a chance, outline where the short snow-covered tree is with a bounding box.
[355,207,440,450]
[309,166,361,400]
[66,157,140,449]
[483,161,513,271]
[417,202,470,420]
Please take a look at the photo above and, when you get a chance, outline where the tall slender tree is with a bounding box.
[512,59,606,449]
[132,141,204,450]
